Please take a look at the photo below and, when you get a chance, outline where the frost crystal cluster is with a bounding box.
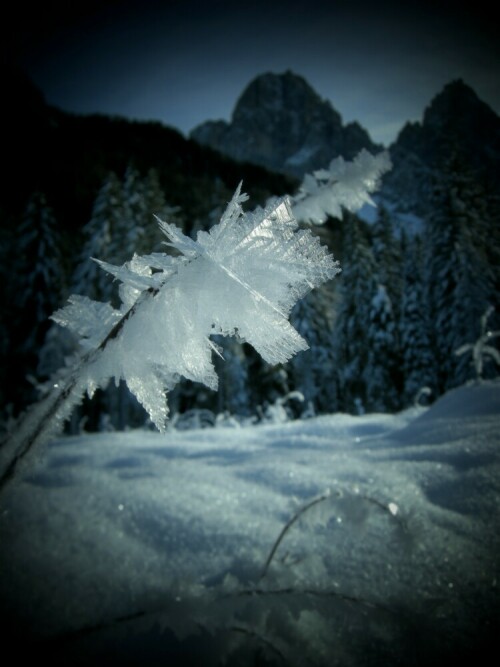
[292,149,392,224]
[53,185,340,431]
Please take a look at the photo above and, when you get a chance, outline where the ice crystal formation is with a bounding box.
[53,185,340,431]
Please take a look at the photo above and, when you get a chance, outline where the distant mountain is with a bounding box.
[395,79,500,167]
[191,73,500,219]
[384,79,500,214]
[191,70,380,177]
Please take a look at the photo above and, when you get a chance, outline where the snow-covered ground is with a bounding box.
[1,381,499,666]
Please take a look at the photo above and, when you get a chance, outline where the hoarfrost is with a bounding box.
[53,185,340,431]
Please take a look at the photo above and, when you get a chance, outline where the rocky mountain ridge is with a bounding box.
[191,70,380,177]
[191,72,500,216]
[385,78,500,213]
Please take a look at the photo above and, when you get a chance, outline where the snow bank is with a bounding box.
[1,381,499,666]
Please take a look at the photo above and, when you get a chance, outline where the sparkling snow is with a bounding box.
[1,381,499,666]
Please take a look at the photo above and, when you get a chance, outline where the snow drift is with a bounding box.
[1,380,499,666]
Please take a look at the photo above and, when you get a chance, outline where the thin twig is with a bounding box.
[258,487,407,584]
[259,490,332,582]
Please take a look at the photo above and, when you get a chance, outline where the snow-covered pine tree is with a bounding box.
[9,193,65,410]
[364,203,405,410]
[371,204,403,321]
[290,282,338,414]
[137,168,180,255]
[425,156,495,391]
[364,284,400,412]
[120,165,181,259]
[451,184,497,386]
[400,233,436,405]
[17,192,65,348]
[72,172,126,304]
[119,164,150,260]
[425,180,457,393]
[333,214,378,413]
[71,172,137,428]
[292,150,392,415]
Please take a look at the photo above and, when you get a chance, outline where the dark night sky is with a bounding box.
[4,1,499,145]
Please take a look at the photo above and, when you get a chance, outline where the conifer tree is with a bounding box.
[451,183,496,385]
[290,283,338,414]
[333,214,378,413]
[72,172,126,304]
[9,193,65,409]
[425,157,495,391]
[364,285,400,412]
[71,172,138,429]
[120,164,149,259]
[17,192,65,352]
[400,234,436,404]
[139,168,180,255]
[371,204,403,320]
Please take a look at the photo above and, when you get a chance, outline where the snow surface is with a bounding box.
[1,381,499,666]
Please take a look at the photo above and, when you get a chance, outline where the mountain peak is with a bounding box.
[395,78,500,157]
[233,70,339,122]
[191,71,378,177]
[423,78,498,131]
[385,79,500,214]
